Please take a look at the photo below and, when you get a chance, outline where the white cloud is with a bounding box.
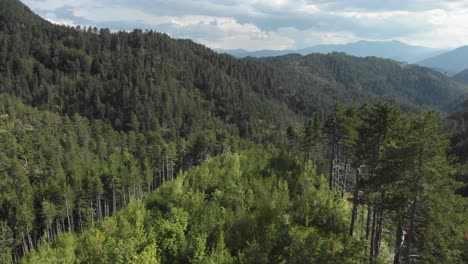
[72,7,173,25]
[21,0,468,50]
[40,12,76,26]
[247,0,321,14]
[400,7,468,48]
[22,0,96,11]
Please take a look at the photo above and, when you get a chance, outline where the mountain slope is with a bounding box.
[0,0,302,141]
[453,69,468,85]
[0,91,256,261]
[1,1,467,263]
[258,53,468,112]
[0,0,466,136]
[219,40,446,63]
[418,45,468,76]
[22,148,365,263]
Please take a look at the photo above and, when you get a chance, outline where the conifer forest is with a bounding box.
[0,0,467,263]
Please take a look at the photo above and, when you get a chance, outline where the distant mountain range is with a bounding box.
[454,69,468,85]
[219,40,468,77]
[418,46,468,76]
[217,40,447,63]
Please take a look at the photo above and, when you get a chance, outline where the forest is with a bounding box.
[0,0,467,263]
[2,98,467,263]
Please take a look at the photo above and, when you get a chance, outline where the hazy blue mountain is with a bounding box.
[418,46,468,76]
[217,40,446,63]
[454,69,468,85]
[216,48,294,58]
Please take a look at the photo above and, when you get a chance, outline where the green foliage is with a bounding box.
[380,111,468,263]
[0,1,466,263]
[0,0,303,142]
[0,93,248,259]
[22,149,365,263]
[0,221,14,264]
[1,0,466,146]
[261,53,468,112]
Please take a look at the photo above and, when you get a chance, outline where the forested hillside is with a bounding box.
[0,93,255,262]
[454,69,468,85]
[9,101,467,264]
[0,0,467,263]
[21,148,365,264]
[0,0,300,141]
[260,53,468,112]
[1,0,467,141]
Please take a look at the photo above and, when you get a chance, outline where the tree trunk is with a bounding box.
[361,204,365,239]
[312,144,317,169]
[122,187,126,206]
[159,167,163,186]
[329,144,336,189]
[370,208,377,259]
[56,220,60,237]
[403,149,423,263]
[14,248,19,263]
[97,195,102,221]
[112,181,116,215]
[90,200,94,225]
[162,160,166,184]
[171,160,174,181]
[78,207,83,232]
[349,169,360,236]
[342,158,348,197]
[26,226,33,250]
[22,235,28,255]
[393,224,404,264]
[374,189,386,257]
[166,151,169,182]
[65,195,72,232]
[104,196,109,217]
[366,206,372,239]
[403,199,418,263]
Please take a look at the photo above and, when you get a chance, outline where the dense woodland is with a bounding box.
[0,0,467,263]
[2,99,466,263]
[261,54,468,112]
[1,0,468,139]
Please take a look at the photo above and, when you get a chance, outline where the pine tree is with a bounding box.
[323,104,357,190]
[303,114,321,166]
[380,111,466,264]
[348,102,400,259]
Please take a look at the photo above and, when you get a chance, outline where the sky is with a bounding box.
[22,0,468,51]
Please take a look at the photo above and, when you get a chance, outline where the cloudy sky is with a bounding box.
[22,0,468,51]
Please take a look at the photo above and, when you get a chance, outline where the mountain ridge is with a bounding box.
[257,53,468,112]
[418,45,468,76]
[217,40,447,63]
[454,69,468,85]
[0,0,467,138]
